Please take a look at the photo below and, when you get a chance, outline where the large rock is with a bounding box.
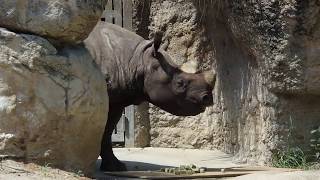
[0,0,107,44]
[0,28,108,175]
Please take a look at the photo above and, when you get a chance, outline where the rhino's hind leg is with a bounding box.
[100,106,127,171]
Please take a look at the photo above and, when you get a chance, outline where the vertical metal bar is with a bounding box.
[108,1,126,143]
[125,106,135,147]
[113,0,122,26]
[122,0,133,30]
[122,0,135,147]
[106,0,135,147]
[104,0,113,23]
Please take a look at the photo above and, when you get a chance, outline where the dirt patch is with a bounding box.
[0,160,89,180]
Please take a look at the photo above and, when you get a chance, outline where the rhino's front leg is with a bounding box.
[100,105,127,171]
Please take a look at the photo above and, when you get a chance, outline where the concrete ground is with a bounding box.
[95,147,242,179]
[94,148,320,180]
[0,148,318,179]
[114,147,239,170]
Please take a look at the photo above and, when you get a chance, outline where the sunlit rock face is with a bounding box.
[0,28,108,175]
[0,0,107,44]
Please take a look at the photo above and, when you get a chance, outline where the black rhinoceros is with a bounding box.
[84,22,216,171]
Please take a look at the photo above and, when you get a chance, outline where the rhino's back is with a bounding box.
[84,22,145,76]
[84,22,147,104]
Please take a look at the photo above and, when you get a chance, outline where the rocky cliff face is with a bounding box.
[133,0,320,164]
[220,0,320,163]
[0,0,108,175]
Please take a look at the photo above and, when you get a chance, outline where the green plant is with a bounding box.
[72,169,85,178]
[40,162,52,177]
[272,122,320,169]
[272,147,307,169]
[0,156,3,170]
[310,126,320,162]
[272,117,307,169]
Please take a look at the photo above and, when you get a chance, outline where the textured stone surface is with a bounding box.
[132,0,320,165]
[217,0,320,163]
[0,28,108,175]
[227,0,320,95]
[0,0,107,44]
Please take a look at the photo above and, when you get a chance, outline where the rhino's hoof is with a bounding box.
[100,160,127,172]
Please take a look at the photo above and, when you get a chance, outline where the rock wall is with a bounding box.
[0,0,108,175]
[133,0,320,164]
[220,0,320,163]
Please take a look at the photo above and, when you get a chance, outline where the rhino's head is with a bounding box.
[143,32,216,116]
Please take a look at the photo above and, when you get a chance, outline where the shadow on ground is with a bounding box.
[95,159,175,179]
[96,159,174,171]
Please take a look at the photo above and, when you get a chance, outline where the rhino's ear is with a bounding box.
[161,39,169,51]
[153,31,164,55]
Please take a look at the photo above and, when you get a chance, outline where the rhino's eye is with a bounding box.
[176,79,184,87]
[202,94,209,102]
[174,77,188,94]
[151,64,159,70]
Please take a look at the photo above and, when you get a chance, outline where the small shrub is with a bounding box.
[310,126,320,162]
[40,162,52,177]
[272,126,320,169]
[272,147,307,169]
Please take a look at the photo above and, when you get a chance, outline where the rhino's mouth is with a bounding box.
[188,100,209,112]
[176,102,207,116]
[199,105,206,112]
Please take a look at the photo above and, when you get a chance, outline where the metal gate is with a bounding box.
[101,0,135,147]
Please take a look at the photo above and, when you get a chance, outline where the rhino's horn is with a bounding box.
[202,69,216,87]
[180,60,198,73]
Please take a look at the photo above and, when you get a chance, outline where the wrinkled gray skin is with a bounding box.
[84,22,215,171]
